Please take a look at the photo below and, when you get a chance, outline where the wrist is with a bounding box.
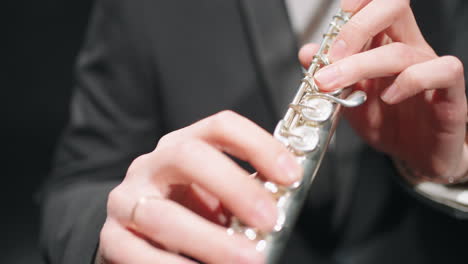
[451,143,468,183]
[451,120,468,183]
[395,119,468,185]
[395,145,468,186]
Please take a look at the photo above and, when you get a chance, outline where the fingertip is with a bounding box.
[316,83,339,93]
[314,78,338,93]
[276,152,302,184]
[298,43,320,68]
[380,83,399,104]
[314,64,342,92]
[253,197,278,232]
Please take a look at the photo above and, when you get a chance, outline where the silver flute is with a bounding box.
[227,9,367,264]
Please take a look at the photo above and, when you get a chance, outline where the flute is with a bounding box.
[227,9,367,264]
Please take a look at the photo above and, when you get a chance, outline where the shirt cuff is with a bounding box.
[393,158,468,218]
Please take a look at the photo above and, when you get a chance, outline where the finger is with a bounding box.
[341,0,372,12]
[298,43,321,68]
[132,197,263,264]
[100,220,195,264]
[154,138,278,231]
[314,42,433,91]
[181,183,230,225]
[184,110,303,185]
[381,56,466,105]
[331,0,429,62]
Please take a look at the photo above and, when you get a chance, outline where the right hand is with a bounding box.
[97,110,302,264]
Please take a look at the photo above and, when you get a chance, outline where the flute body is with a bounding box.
[228,9,367,264]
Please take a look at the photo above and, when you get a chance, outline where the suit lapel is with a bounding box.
[237,0,302,119]
[332,119,365,231]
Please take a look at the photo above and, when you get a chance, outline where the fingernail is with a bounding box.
[277,153,301,182]
[342,0,362,12]
[329,39,348,62]
[255,199,276,227]
[232,245,263,264]
[381,83,398,104]
[314,65,341,90]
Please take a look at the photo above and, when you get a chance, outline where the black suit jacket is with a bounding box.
[40,0,468,263]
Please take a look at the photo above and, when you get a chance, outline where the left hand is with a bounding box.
[298,0,467,183]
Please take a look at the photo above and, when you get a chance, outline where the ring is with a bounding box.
[130,195,161,231]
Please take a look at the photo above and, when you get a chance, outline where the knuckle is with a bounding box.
[390,43,417,68]
[157,133,171,146]
[443,56,464,80]
[107,186,125,215]
[210,110,238,130]
[346,56,363,78]
[156,134,183,163]
[99,221,114,247]
[169,139,206,174]
[391,42,410,57]
[177,139,203,157]
[156,138,202,174]
[346,19,372,39]
[394,0,409,13]
[201,110,244,139]
[125,154,154,181]
[215,109,238,119]
[99,221,124,264]
[99,221,119,258]
[157,132,178,149]
[402,68,425,89]
[127,154,150,172]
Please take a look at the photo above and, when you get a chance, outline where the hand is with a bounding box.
[97,111,302,264]
[299,0,467,183]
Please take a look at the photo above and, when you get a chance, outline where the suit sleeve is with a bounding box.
[39,0,163,263]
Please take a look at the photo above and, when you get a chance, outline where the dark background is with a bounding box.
[2,1,466,263]
[3,1,93,263]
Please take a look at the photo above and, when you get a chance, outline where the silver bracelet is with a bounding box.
[394,158,468,185]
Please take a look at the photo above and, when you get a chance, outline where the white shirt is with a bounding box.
[285,0,341,45]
